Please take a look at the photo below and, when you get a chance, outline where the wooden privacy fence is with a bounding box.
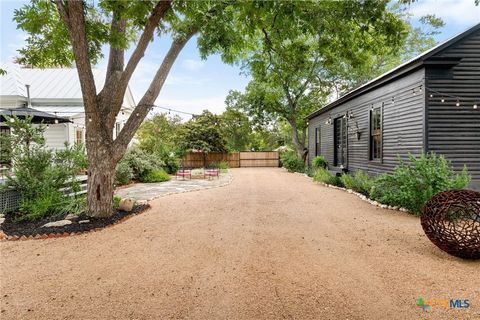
[181,151,279,168]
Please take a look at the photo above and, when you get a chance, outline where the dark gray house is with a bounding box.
[307,23,480,190]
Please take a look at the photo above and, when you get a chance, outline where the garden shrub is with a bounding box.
[312,156,328,169]
[2,117,89,220]
[115,161,134,185]
[340,170,373,196]
[139,168,171,183]
[120,147,163,180]
[313,168,343,187]
[162,154,179,174]
[281,151,305,173]
[113,196,121,210]
[370,153,470,215]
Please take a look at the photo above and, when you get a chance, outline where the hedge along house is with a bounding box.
[306,23,480,190]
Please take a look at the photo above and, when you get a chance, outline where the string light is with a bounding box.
[456,100,460,107]
[441,97,445,103]
[474,103,478,110]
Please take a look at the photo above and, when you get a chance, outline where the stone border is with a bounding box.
[290,170,412,214]
[0,205,150,242]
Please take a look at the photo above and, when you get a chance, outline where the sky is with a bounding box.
[1,0,479,119]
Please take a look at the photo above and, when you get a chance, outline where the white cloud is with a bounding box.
[409,0,480,26]
[181,58,205,71]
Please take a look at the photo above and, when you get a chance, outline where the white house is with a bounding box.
[0,64,135,150]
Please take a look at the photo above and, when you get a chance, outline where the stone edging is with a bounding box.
[290,170,411,214]
[0,205,150,242]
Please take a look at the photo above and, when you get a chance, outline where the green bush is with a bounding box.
[162,154,179,174]
[340,170,373,196]
[120,147,163,180]
[281,151,305,173]
[139,168,171,183]
[113,196,121,210]
[312,156,328,169]
[115,161,134,185]
[370,153,470,215]
[313,168,343,187]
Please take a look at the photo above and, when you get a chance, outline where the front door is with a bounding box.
[334,117,347,167]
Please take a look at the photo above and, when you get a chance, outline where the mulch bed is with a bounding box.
[1,204,150,240]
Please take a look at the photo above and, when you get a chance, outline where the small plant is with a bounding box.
[113,195,121,210]
[370,152,471,215]
[281,151,305,173]
[115,161,134,186]
[312,156,328,169]
[139,168,171,183]
[213,161,229,172]
[313,168,342,187]
[340,170,373,196]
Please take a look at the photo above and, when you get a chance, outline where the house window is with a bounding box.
[115,122,121,138]
[315,127,321,156]
[370,107,382,160]
[334,117,347,167]
[75,129,84,145]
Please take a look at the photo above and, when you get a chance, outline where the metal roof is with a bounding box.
[306,22,480,120]
[0,64,106,99]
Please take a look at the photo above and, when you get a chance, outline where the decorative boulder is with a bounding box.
[421,189,480,259]
[118,198,135,212]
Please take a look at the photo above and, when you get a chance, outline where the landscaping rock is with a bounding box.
[136,200,148,206]
[42,220,72,228]
[65,214,79,221]
[0,217,5,225]
[79,220,90,224]
[119,198,135,212]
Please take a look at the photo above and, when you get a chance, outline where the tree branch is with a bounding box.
[122,0,172,88]
[54,0,97,112]
[106,12,126,78]
[113,29,197,160]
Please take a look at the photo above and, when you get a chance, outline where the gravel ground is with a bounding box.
[1,168,479,320]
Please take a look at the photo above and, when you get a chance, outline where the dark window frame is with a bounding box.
[369,105,383,162]
[315,127,321,157]
[334,116,347,167]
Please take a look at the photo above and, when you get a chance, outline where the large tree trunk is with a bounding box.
[289,120,306,160]
[87,153,116,218]
[85,117,118,218]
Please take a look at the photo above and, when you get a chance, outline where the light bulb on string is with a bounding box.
[474,103,478,110]
[412,88,416,96]
[456,100,460,107]
[391,97,395,104]
[419,85,423,92]
[429,93,433,98]
[441,97,445,103]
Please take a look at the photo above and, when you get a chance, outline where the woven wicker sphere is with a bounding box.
[421,189,480,259]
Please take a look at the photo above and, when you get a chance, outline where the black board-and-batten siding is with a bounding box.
[307,26,480,190]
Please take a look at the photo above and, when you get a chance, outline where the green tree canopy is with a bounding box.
[177,110,227,155]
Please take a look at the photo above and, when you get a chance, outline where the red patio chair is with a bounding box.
[176,169,191,180]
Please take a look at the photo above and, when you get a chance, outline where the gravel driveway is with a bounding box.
[1,168,479,319]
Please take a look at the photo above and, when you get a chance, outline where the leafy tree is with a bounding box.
[12,0,257,217]
[226,1,407,159]
[177,110,227,157]
[138,113,182,156]
[220,107,252,151]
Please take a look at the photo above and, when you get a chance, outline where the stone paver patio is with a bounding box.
[115,171,232,201]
